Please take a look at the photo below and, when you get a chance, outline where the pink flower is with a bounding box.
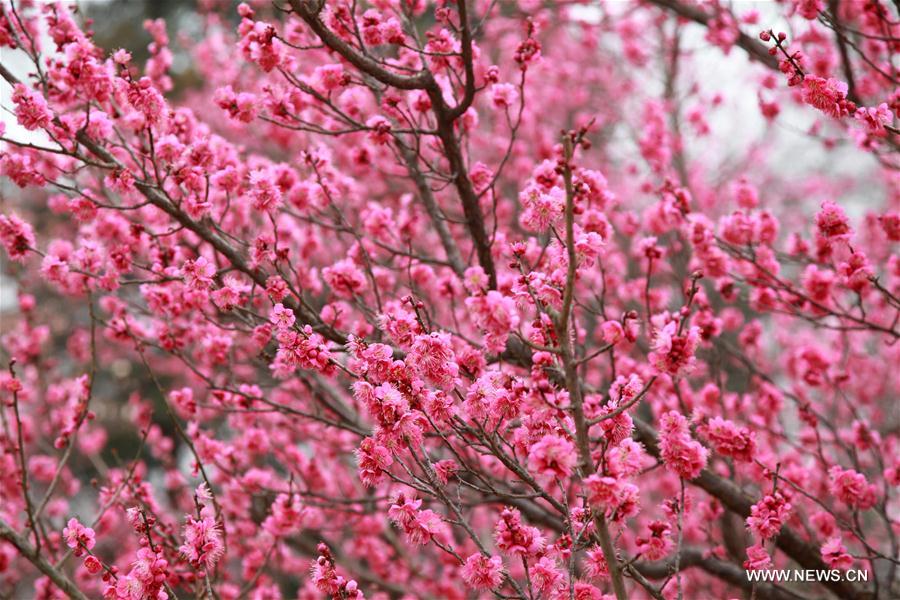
[466,290,520,353]
[314,63,348,91]
[595,399,634,445]
[356,381,409,428]
[2,152,47,188]
[248,169,283,212]
[388,494,445,545]
[262,493,306,537]
[701,417,757,462]
[744,543,772,571]
[732,177,759,209]
[464,370,516,426]
[270,302,296,331]
[494,507,544,557]
[83,110,114,140]
[821,537,854,570]
[388,494,422,529]
[113,49,132,64]
[528,433,576,480]
[461,553,503,590]
[801,265,835,303]
[66,196,97,223]
[659,411,708,480]
[720,211,755,246]
[801,76,852,119]
[323,259,368,298]
[828,466,877,510]
[42,255,69,287]
[584,475,640,521]
[118,547,169,599]
[463,265,489,294]
[838,252,873,292]
[854,103,893,135]
[214,85,259,123]
[169,387,196,417]
[83,555,103,574]
[356,436,393,487]
[879,212,900,241]
[126,77,167,125]
[181,256,216,290]
[274,326,334,376]
[490,83,519,109]
[423,28,460,72]
[63,518,96,556]
[747,493,791,540]
[378,302,422,348]
[583,546,610,581]
[575,230,605,267]
[212,275,250,311]
[360,9,385,45]
[179,515,224,570]
[636,521,674,560]
[408,332,459,390]
[530,556,563,593]
[611,374,643,403]
[12,84,53,130]
[793,0,825,19]
[705,10,738,53]
[816,201,851,240]
[650,321,701,376]
[238,16,283,71]
[365,115,392,145]
[885,465,900,487]
[266,275,289,302]
[434,459,459,484]
[606,438,647,478]
[0,214,36,261]
[600,320,624,345]
[520,185,565,232]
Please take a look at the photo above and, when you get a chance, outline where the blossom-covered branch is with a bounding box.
[1,1,898,599]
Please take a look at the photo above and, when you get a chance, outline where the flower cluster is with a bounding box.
[659,411,709,480]
[0,1,897,599]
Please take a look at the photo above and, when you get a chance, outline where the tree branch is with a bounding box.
[399,145,467,276]
[289,0,498,287]
[287,0,433,90]
[447,0,476,121]
[631,417,869,600]
[634,547,812,600]
[557,135,628,600]
[0,518,90,600]
[646,0,779,70]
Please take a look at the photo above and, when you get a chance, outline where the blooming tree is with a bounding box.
[1,0,899,598]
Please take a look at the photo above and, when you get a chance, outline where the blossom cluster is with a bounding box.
[0,1,898,599]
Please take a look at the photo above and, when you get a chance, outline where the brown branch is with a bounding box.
[0,62,342,347]
[429,91,498,287]
[0,518,90,600]
[8,360,39,553]
[634,547,811,600]
[827,1,860,104]
[288,532,409,598]
[446,0,476,121]
[631,418,870,600]
[556,135,628,600]
[288,0,498,287]
[399,145,467,276]
[288,0,433,90]
[646,0,780,70]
